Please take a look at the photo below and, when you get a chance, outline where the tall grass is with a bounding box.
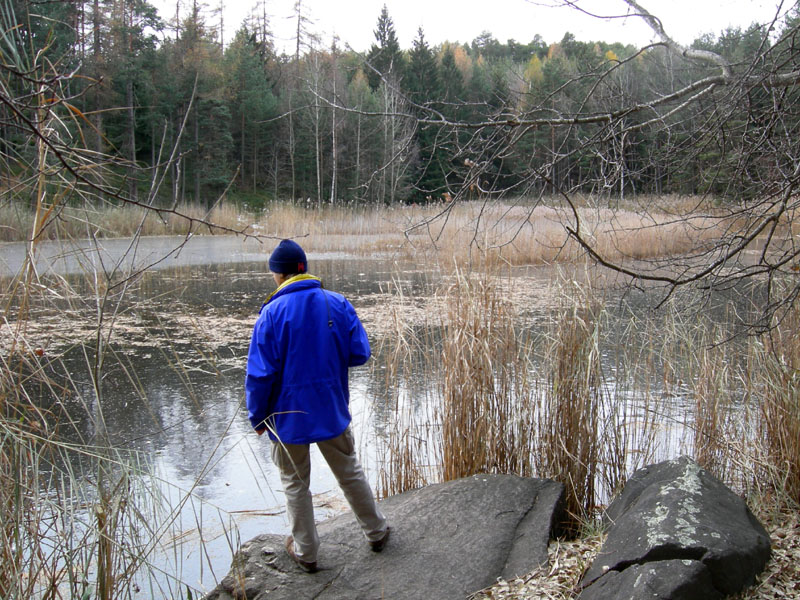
[692,328,737,480]
[535,283,603,528]
[374,267,661,531]
[374,262,800,537]
[661,285,800,509]
[747,294,800,506]
[4,365,121,594]
[0,301,200,599]
[373,276,441,498]
[437,268,536,481]
[2,199,742,271]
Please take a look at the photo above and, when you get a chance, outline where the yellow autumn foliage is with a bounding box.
[452,44,473,84]
[525,54,544,85]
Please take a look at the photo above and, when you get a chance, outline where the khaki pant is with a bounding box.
[271,427,388,563]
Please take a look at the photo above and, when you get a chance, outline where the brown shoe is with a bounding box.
[285,536,318,573]
[369,527,391,553]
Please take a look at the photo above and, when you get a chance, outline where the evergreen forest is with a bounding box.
[4,0,797,209]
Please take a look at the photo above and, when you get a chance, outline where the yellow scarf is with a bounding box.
[265,274,322,303]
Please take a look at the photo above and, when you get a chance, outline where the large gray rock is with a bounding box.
[579,559,723,600]
[580,456,770,598]
[204,474,564,600]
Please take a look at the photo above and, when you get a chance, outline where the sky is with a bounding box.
[154,0,790,53]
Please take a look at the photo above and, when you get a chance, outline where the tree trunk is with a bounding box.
[288,98,296,200]
[240,111,246,187]
[252,129,257,191]
[127,79,137,203]
[194,104,201,205]
[329,45,338,204]
[314,72,322,205]
[273,152,279,200]
[288,2,302,200]
[355,106,362,195]
[125,2,137,203]
[92,0,103,154]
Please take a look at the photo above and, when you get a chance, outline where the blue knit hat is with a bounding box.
[269,239,307,274]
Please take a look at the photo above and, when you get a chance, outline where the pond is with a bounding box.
[0,234,754,597]
[1,235,461,595]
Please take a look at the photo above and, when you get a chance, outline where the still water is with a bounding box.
[1,235,448,595]
[1,234,748,597]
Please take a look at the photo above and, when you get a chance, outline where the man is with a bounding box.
[245,239,390,573]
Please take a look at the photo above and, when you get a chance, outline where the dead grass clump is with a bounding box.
[437,268,535,481]
[373,265,673,530]
[373,266,539,497]
[377,421,434,499]
[372,277,441,498]
[681,281,800,508]
[535,281,603,532]
[692,330,737,480]
[752,299,800,505]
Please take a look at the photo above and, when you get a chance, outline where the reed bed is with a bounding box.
[437,268,536,481]
[1,354,163,599]
[1,207,216,598]
[2,198,744,270]
[374,266,666,530]
[749,296,800,506]
[372,264,800,599]
[535,282,604,528]
[374,261,800,540]
[372,276,443,497]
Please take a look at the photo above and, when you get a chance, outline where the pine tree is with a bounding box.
[406,28,447,200]
[406,28,440,103]
[224,27,278,194]
[440,46,465,104]
[104,0,163,203]
[165,1,227,205]
[365,5,404,89]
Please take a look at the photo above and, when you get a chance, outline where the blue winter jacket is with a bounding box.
[245,275,371,444]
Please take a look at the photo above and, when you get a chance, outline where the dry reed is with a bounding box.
[373,265,672,533]
[437,268,535,481]
[1,224,208,599]
[373,266,539,497]
[0,335,174,599]
[373,260,800,538]
[673,281,800,509]
[751,297,800,506]
[3,199,746,270]
[692,330,736,479]
[372,277,441,498]
[535,281,603,530]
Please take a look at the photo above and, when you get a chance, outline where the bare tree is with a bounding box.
[398,0,800,328]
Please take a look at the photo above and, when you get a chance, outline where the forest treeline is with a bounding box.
[1,1,795,207]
